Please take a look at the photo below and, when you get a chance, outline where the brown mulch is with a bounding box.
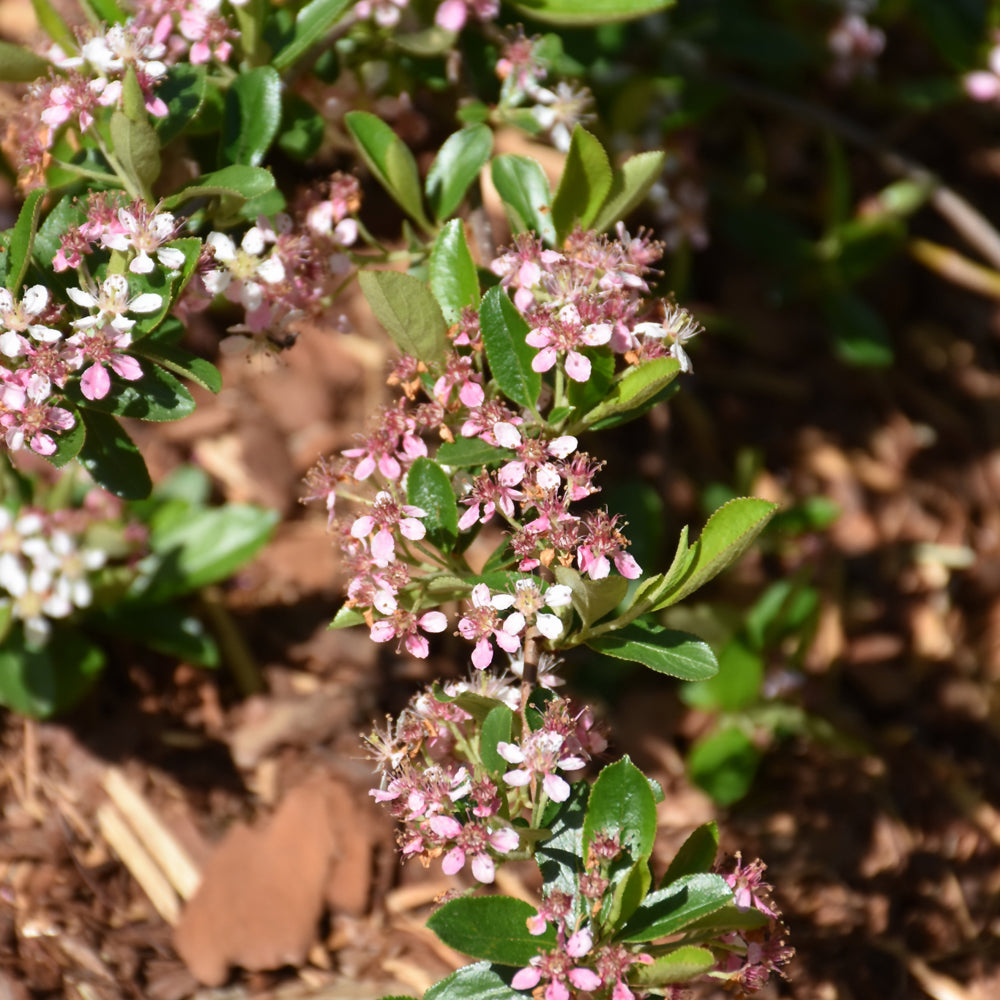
[1,2,1000,996]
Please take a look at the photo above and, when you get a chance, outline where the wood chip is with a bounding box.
[101,768,201,901]
[96,803,180,925]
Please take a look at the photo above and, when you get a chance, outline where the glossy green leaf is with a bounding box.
[0,42,50,82]
[576,357,680,431]
[162,165,276,208]
[271,0,354,71]
[68,362,195,423]
[591,151,667,233]
[31,0,77,52]
[77,410,152,500]
[134,505,279,601]
[277,93,325,160]
[632,946,717,986]
[426,125,493,221]
[587,622,718,681]
[436,437,509,468]
[6,188,45,292]
[155,64,207,145]
[652,498,779,609]
[552,126,612,242]
[620,873,732,943]
[132,341,222,394]
[606,859,651,930]
[430,219,480,324]
[583,756,657,861]
[358,270,449,367]
[33,196,86,268]
[222,66,282,166]
[345,111,432,232]
[479,285,541,411]
[407,457,459,551]
[90,604,219,667]
[480,703,514,776]
[428,897,554,966]
[128,238,201,339]
[490,155,555,245]
[330,603,366,629]
[508,0,673,25]
[535,782,588,922]
[662,822,719,885]
[44,408,85,469]
[552,566,626,628]
[110,111,161,195]
[424,962,522,1000]
[0,628,106,718]
[687,725,761,806]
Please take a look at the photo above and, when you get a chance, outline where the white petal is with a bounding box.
[129,292,163,313]
[535,613,563,640]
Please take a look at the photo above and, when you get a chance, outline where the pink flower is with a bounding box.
[457,583,521,669]
[370,608,447,658]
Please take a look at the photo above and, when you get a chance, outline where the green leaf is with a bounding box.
[591,151,667,233]
[682,636,763,712]
[424,962,522,1000]
[552,566,626,628]
[81,0,127,22]
[407,457,459,551]
[330,603,365,629]
[271,0,354,71]
[583,756,657,861]
[430,219,480,324]
[620,873,733,943]
[490,155,555,245]
[32,194,87,269]
[162,165,276,208]
[0,42,50,82]
[576,357,680,431]
[357,270,449,367]
[606,859,651,930]
[155,64,208,145]
[68,362,195,422]
[44,407,85,469]
[653,498,779,610]
[552,126,612,242]
[428,897,554,966]
[222,66,282,166]
[536,782,588,921]
[823,289,894,367]
[134,505,278,602]
[277,92,325,161]
[632,945,716,986]
[77,410,152,500]
[662,822,719,884]
[31,0,77,53]
[436,437,509,468]
[687,725,761,806]
[6,189,45,293]
[0,627,106,718]
[132,341,222,394]
[587,623,718,681]
[110,111,161,195]
[480,703,514,776]
[345,111,432,232]
[508,0,673,25]
[89,604,219,667]
[426,125,493,221]
[479,286,541,412]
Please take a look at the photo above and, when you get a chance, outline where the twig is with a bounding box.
[907,238,1000,298]
[198,585,264,696]
[722,75,1000,271]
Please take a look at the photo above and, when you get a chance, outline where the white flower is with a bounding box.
[493,579,573,640]
[68,274,162,332]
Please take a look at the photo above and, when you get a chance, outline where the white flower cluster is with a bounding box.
[0,509,106,646]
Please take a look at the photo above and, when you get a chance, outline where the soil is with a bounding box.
[2,5,1000,999]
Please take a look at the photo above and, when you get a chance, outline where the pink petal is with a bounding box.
[511,968,541,991]
[565,351,591,382]
[471,852,495,884]
[471,638,493,670]
[80,363,110,400]
[111,354,143,381]
[441,846,466,875]
[531,347,557,373]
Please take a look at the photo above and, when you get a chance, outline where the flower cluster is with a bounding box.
[0,498,130,646]
[306,228,696,665]
[0,272,167,456]
[366,666,605,884]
